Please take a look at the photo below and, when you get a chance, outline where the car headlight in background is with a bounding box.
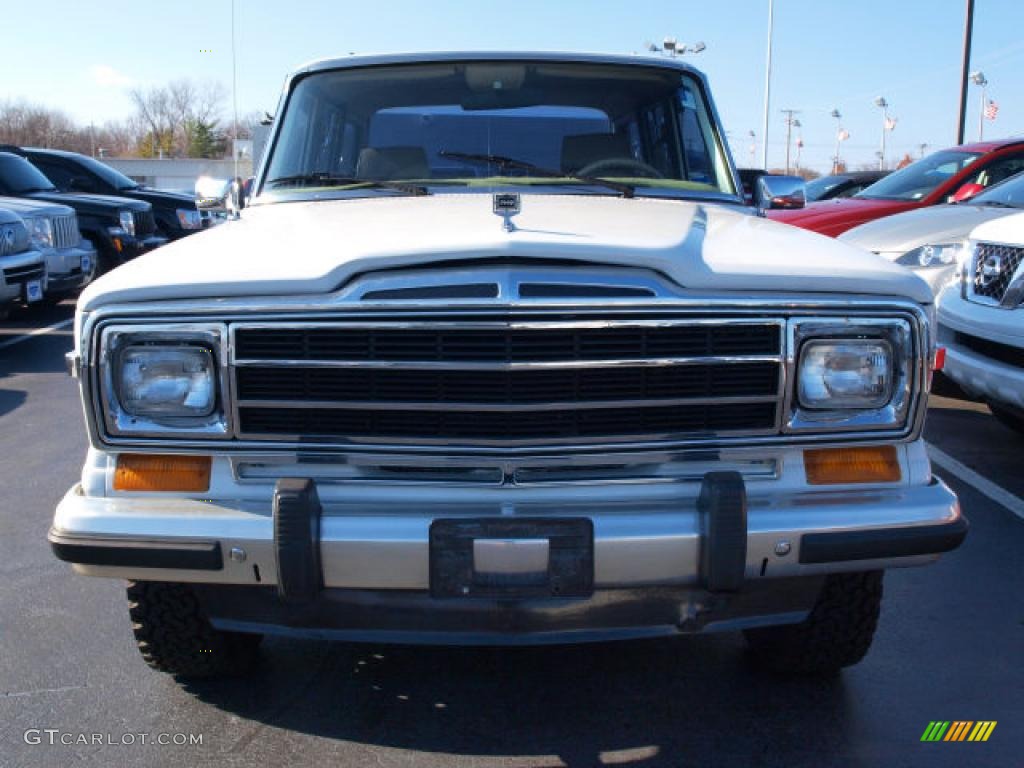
[798,340,892,409]
[118,210,136,236]
[118,346,215,416]
[25,216,54,249]
[897,243,963,268]
[176,208,203,230]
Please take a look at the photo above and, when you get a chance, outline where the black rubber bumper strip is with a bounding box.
[799,516,969,564]
[48,529,223,570]
[698,471,748,592]
[273,478,322,603]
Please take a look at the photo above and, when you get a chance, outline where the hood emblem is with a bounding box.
[980,253,1005,286]
[493,193,521,232]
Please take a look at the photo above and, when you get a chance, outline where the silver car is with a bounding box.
[839,171,1024,297]
[0,196,96,300]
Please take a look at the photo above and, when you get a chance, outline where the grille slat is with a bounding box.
[132,210,156,237]
[232,319,784,446]
[53,214,79,249]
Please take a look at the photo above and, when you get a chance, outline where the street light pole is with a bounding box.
[875,97,889,171]
[760,0,774,169]
[781,109,799,175]
[831,109,842,174]
[970,71,988,141]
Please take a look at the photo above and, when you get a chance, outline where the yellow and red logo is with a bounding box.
[921,721,996,742]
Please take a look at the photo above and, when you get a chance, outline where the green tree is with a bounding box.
[185,118,227,158]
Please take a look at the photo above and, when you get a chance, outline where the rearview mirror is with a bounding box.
[756,175,806,212]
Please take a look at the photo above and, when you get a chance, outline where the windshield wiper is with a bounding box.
[265,173,428,196]
[439,151,635,198]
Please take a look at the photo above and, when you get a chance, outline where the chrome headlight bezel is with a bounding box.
[98,323,230,439]
[786,318,915,433]
[118,210,136,237]
[25,216,54,249]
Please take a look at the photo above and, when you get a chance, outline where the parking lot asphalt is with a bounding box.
[1,302,1021,768]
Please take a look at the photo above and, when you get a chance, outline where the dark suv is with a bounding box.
[0,152,165,272]
[20,147,209,240]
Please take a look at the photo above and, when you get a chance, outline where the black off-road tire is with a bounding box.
[989,403,1024,435]
[744,571,883,675]
[126,581,262,678]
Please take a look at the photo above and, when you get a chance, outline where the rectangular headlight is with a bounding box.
[97,323,229,440]
[798,340,892,409]
[118,345,215,416]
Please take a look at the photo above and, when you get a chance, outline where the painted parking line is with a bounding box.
[927,442,1024,521]
[0,318,73,352]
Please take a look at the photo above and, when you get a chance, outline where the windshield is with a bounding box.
[804,175,848,201]
[0,154,57,193]
[970,169,1024,208]
[73,154,139,190]
[262,61,737,199]
[855,150,981,201]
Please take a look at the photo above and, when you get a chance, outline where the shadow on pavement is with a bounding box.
[0,387,27,418]
[182,635,855,766]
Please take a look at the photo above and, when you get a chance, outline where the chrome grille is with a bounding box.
[53,214,79,249]
[970,242,1024,305]
[231,319,785,446]
[3,262,44,283]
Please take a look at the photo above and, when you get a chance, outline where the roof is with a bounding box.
[291,50,703,78]
[950,138,1024,153]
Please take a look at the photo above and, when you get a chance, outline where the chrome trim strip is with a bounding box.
[233,394,782,412]
[231,355,784,371]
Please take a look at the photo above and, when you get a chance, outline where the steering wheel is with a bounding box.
[576,157,664,179]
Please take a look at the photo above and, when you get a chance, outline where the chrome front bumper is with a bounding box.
[51,475,963,589]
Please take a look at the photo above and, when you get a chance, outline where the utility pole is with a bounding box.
[919,142,929,158]
[781,109,800,174]
[231,0,240,182]
[760,0,774,169]
[956,0,975,144]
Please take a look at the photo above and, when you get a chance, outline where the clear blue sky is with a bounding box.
[5,0,1023,172]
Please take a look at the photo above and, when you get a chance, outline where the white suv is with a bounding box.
[938,211,1024,431]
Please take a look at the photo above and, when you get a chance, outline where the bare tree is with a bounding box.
[129,78,226,157]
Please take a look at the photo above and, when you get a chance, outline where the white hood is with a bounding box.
[840,203,1015,255]
[79,193,933,311]
[968,209,1024,244]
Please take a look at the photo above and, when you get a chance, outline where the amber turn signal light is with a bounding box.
[114,454,211,492]
[804,445,901,485]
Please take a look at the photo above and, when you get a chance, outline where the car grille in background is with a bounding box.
[132,210,156,236]
[971,242,1024,304]
[3,263,44,284]
[53,214,79,249]
[232,320,784,446]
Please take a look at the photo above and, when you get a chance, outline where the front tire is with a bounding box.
[126,581,262,678]
[744,571,883,675]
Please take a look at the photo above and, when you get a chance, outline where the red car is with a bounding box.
[769,139,1024,237]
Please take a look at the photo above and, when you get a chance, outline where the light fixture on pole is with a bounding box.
[831,109,844,174]
[646,38,706,57]
[970,71,988,141]
[875,97,889,171]
[748,129,757,167]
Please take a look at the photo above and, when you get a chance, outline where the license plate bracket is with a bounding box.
[430,518,593,599]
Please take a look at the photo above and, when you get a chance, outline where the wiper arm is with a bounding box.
[265,173,428,196]
[439,151,635,198]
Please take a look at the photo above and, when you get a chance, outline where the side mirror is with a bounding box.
[951,182,984,203]
[227,177,246,217]
[756,175,806,212]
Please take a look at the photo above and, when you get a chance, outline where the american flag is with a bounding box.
[985,100,999,120]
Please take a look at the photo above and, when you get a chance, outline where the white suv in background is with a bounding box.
[938,211,1024,432]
